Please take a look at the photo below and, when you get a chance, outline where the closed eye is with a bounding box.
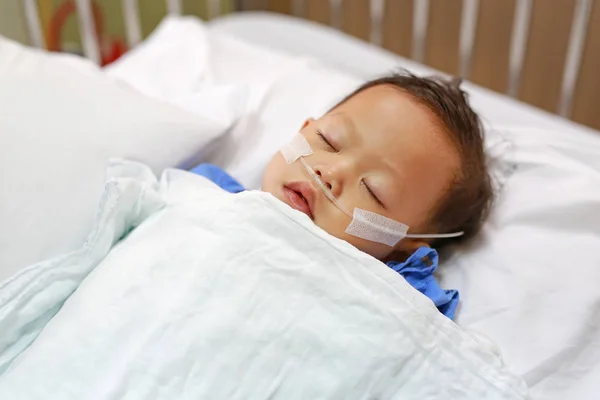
[362,180,385,209]
[317,130,337,152]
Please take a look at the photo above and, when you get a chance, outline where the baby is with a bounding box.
[192,72,493,318]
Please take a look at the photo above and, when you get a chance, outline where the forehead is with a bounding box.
[331,84,457,165]
[327,84,460,225]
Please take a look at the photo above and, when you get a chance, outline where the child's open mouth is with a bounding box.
[283,182,315,219]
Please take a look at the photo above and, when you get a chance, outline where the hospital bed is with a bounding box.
[3,1,600,399]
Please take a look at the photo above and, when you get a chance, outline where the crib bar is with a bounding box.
[412,0,429,63]
[23,0,45,49]
[166,0,182,14]
[507,0,532,97]
[331,0,342,30]
[370,0,384,46]
[75,0,101,64]
[381,0,413,58]
[292,0,306,17]
[558,0,592,118]
[458,0,479,79]
[207,0,222,18]
[122,0,142,48]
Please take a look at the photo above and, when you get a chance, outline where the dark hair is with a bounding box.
[334,71,493,249]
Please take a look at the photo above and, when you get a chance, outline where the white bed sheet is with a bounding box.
[207,12,600,400]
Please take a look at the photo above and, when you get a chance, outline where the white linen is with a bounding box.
[0,160,528,399]
[106,13,600,399]
[106,16,360,189]
[439,126,600,399]
[104,16,248,122]
[0,35,246,282]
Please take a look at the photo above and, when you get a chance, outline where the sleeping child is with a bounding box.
[190,72,493,319]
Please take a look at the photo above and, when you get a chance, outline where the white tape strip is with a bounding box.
[281,133,313,164]
[346,209,409,247]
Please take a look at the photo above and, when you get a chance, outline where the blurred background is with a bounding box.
[1,0,599,130]
[0,0,234,64]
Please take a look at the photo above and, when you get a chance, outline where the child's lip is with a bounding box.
[283,182,316,219]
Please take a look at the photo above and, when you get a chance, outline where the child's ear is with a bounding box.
[386,239,430,262]
[301,118,315,130]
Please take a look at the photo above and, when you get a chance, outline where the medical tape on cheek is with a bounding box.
[280,133,348,215]
[345,209,409,247]
[281,133,313,164]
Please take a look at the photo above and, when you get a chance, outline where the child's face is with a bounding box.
[262,84,460,260]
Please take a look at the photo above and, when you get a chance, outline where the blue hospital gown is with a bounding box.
[189,163,459,320]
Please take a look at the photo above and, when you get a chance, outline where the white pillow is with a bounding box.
[204,33,361,189]
[0,36,244,282]
[438,126,600,398]
[105,16,361,189]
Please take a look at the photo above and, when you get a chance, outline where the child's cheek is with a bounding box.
[261,153,285,190]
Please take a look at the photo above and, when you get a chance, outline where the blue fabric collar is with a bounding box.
[386,247,459,320]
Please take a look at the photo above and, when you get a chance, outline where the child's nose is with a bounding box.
[314,169,333,190]
[314,167,345,199]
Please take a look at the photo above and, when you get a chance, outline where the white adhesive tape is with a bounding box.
[345,208,409,247]
[281,133,313,164]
